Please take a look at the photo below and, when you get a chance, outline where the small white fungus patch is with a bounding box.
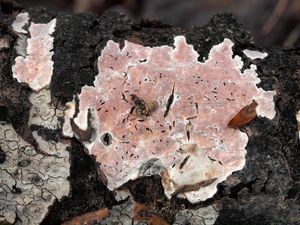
[62,98,76,137]
[12,12,29,34]
[243,49,268,60]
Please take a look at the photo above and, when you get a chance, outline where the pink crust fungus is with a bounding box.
[73,36,276,203]
[12,19,56,91]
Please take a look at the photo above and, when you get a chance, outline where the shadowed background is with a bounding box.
[15,0,300,48]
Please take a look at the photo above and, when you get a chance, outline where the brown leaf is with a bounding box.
[61,208,109,225]
[134,202,169,225]
[228,100,258,128]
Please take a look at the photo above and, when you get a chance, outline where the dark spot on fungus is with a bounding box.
[226,98,235,101]
[164,83,175,118]
[179,155,190,169]
[139,59,147,63]
[186,121,193,140]
[208,156,216,162]
[146,127,153,133]
[129,106,136,115]
[172,178,218,196]
[186,115,197,120]
[101,132,112,146]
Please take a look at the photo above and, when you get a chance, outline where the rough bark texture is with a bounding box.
[0,1,299,225]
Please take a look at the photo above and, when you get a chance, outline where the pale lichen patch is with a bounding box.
[173,205,219,225]
[0,123,69,225]
[0,89,70,225]
[29,89,65,130]
[1,80,70,225]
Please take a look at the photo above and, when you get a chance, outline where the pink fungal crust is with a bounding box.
[75,36,275,202]
[12,19,56,91]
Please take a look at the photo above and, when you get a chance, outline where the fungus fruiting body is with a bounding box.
[12,19,56,91]
[73,36,276,203]
[243,49,268,60]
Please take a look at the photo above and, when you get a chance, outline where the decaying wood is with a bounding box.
[0,1,299,225]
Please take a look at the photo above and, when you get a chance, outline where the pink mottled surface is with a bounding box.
[74,36,275,203]
[12,19,56,91]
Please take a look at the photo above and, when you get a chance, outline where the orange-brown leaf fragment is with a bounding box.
[134,203,169,225]
[228,100,258,128]
[61,208,109,225]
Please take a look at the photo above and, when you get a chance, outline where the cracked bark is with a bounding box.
[0,1,299,225]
